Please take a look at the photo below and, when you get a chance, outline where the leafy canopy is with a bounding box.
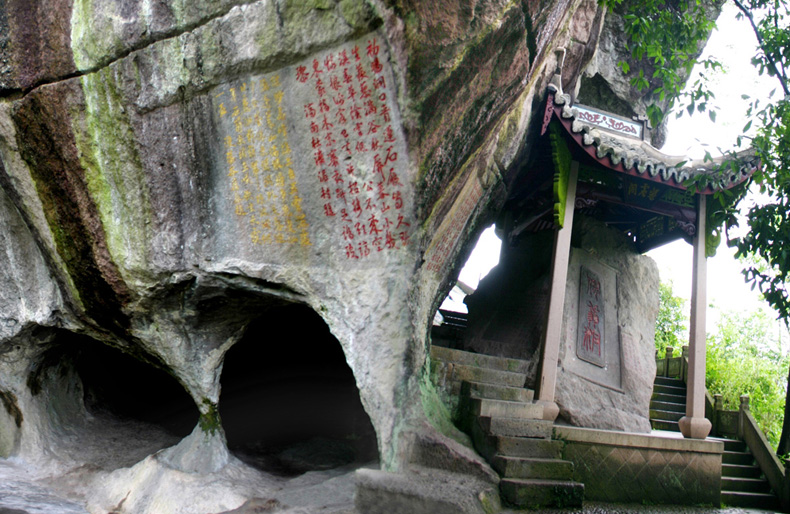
[729,0,790,322]
[599,0,722,127]
[605,0,790,453]
[706,308,788,448]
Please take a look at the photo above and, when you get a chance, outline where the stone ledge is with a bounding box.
[554,425,724,454]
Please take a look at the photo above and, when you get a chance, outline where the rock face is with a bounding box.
[576,1,721,148]
[555,217,659,433]
[0,0,668,512]
[462,217,659,433]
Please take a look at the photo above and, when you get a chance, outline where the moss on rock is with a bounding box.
[76,67,152,283]
[198,398,222,435]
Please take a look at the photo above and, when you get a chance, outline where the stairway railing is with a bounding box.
[656,346,790,511]
[737,397,788,510]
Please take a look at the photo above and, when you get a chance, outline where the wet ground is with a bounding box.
[503,503,781,514]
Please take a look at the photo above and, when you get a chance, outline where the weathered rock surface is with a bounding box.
[462,217,658,432]
[555,217,659,433]
[0,0,672,511]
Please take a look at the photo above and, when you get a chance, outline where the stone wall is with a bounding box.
[557,426,723,506]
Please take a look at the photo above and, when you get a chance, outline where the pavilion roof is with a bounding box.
[544,86,758,194]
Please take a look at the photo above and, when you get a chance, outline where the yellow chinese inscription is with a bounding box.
[214,74,312,247]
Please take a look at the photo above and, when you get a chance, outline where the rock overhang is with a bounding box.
[0,0,692,511]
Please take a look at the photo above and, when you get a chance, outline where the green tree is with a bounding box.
[602,0,790,454]
[706,308,788,449]
[655,281,688,358]
[599,0,722,127]
[725,0,790,455]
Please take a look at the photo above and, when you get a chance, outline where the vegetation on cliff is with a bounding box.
[608,0,790,456]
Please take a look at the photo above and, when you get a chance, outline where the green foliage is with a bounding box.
[735,98,790,320]
[599,0,721,127]
[721,0,790,323]
[655,281,688,358]
[706,308,789,448]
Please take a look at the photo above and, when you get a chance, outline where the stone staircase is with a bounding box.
[651,374,783,509]
[431,345,584,508]
[713,437,782,509]
[649,375,686,432]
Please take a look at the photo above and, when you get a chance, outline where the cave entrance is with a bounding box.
[219,303,377,476]
[30,331,199,468]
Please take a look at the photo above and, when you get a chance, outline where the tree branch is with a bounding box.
[732,0,790,97]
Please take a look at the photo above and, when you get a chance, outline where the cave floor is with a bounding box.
[0,415,776,514]
[0,456,374,514]
[0,410,376,514]
[0,466,781,514]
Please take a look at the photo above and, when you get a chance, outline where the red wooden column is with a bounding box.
[679,194,712,439]
[536,160,579,420]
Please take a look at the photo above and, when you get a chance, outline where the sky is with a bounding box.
[444,4,787,343]
[650,2,775,321]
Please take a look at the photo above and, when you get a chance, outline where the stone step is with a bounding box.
[478,416,553,439]
[722,476,771,493]
[495,436,564,460]
[499,478,584,508]
[722,451,755,466]
[491,455,573,480]
[651,392,686,404]
[708,438,749,452]
[721,491,781,510]
[650,419,679,432]
[649,409,684,422]
[652,383,686,395]
[431,361,526,390]
[649,400,685,413]
[461,381,534,403]
[722,463,762,479]
[654,376,685,387]
[430,346,530,374]
[468,398,543,420]
[722,439,748,453]
[470,419,562,462]
[355,466,501,514]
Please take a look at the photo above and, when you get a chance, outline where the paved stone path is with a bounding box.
[503,502,780,514]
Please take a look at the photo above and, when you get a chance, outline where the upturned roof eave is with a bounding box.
[544,87,758,195]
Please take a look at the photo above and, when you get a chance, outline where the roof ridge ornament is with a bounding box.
[548,48,566,96]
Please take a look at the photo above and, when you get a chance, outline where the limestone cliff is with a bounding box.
[0,0,659,512]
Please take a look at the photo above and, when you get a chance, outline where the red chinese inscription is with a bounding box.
[295,38,409,259]
[576,267,605,367]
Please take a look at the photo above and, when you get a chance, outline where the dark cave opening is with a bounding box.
[72,337,199,437]
[219,303,378,476]
[33,331,199,440]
